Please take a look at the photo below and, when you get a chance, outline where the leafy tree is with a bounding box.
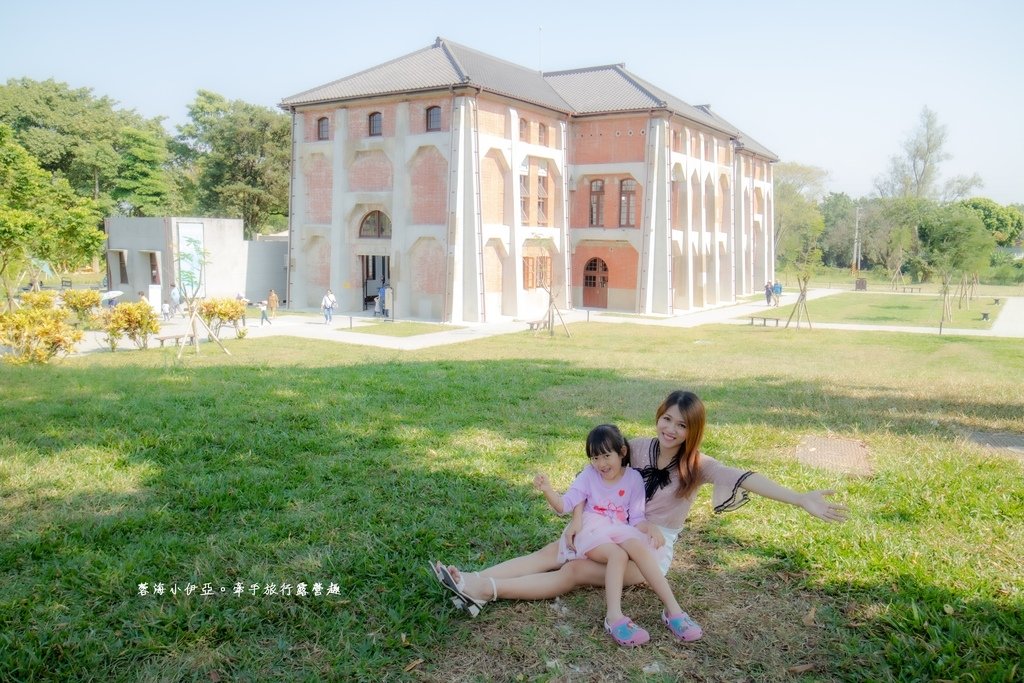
[176,90,290,237]
[773,162,827,272]
[875,107,981,201]
[0,125,104,310]
[958,197,1024,247]
[112,127,172,216]
[0,78,176,217]
[819,192,857,268]
[918,204,993,321]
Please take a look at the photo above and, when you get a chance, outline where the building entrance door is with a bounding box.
[582,257,608,308]
[361,255,390,309]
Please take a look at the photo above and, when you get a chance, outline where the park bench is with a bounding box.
[749,315,781,327]
[901,286,922,293]
[154,333,195,348]
[527,316,550,331]
[61,279,73,289]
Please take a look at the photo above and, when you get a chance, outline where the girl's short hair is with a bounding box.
[585,424,631,466]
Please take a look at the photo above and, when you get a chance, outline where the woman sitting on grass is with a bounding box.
[432,390,849,626]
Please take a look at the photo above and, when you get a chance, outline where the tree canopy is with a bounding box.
[175,90,290,238]
[0,125,104,310]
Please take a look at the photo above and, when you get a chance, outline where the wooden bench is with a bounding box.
[61,278,73,289]
[750,316,781,327]
[155,333,194,348]
[901,286,922,293]
[527,317,550,331]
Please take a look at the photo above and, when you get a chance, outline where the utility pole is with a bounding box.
[852,205,861,274]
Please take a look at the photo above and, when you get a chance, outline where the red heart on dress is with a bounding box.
[619,489,625,496]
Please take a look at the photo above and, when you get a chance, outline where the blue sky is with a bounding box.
[3,0,1021,204]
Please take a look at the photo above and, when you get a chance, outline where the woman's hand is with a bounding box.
[800,490,849,522]
[636,521,665,549]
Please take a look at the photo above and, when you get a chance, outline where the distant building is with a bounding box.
[104,217,287,306]
[280,37,776,322]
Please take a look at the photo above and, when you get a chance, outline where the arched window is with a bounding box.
[426,106,441,132]
[619,179,637,227]
[316,116,329,141]
[589,180,604,227]
[368,112,382,137]
[359,210,391,238]
[519,117,529,142]
[538,123,547,147]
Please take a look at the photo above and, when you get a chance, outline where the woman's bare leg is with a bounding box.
[450,555,648,602]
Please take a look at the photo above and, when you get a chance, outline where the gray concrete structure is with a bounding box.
[104,217,287,307]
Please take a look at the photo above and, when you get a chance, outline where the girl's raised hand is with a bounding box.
[800,490,849,522]
[533,473,552,492]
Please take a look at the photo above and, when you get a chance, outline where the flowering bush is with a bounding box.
[0,306,83,364]
[197,298,246,338]
[60,289,102,327]
[19,290,57,310]
[102,301,160,350]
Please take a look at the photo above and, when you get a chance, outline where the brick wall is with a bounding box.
[408,100,451,134]
[349,150,393,192]
[570,175,642,229]
[411,238,445,295]
[569,117,647,164]
[410,146,447,225]
[304,154,333,224]
[481,152,506,225]
[572,244,638,289]
[347,104,397,139]
[477,100,508,137]
[304,110,333,142]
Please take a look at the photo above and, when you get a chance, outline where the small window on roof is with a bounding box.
[426,106,441,132]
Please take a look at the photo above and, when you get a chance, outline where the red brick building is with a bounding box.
[280,38,776,322]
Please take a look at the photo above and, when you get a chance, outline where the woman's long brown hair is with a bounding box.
[656,390,706,498]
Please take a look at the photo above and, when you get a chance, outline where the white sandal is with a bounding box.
[430,561,497,617]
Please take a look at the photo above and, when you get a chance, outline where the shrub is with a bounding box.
[19,290,57,310]
[197,298,246,338]
[102,301,160,350]
[60,289,102,326]
[0,306,83,364]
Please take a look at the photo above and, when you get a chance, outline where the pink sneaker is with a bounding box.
[662,611,703,641]
[604,616,650,647]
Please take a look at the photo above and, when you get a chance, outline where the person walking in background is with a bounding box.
[764,282,773,306]
[321,289,336,324]
[378,283,388,319]
[772,281,782,307]
[236,292,249,326]
[258,300,271,326]
[170,283,181,317]
[161,301,171,322]
[268,289,279,319]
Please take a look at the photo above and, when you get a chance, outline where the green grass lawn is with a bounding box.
[2,325,1022,681]
[764,292,1001,329]
[348,321,463,337]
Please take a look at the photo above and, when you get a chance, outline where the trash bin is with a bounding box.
[855,278,868,291]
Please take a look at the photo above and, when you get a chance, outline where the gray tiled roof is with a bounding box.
[282,38,776,159]
[281,38,572,112]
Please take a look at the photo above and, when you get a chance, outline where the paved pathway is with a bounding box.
[71,290,1024,355]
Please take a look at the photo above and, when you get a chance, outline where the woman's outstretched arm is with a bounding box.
[741,474,849,522]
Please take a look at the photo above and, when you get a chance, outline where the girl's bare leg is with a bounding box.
[584,543,628,622]
[620,539,682,615]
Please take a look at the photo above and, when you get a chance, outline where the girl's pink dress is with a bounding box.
[555,466,651,562]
